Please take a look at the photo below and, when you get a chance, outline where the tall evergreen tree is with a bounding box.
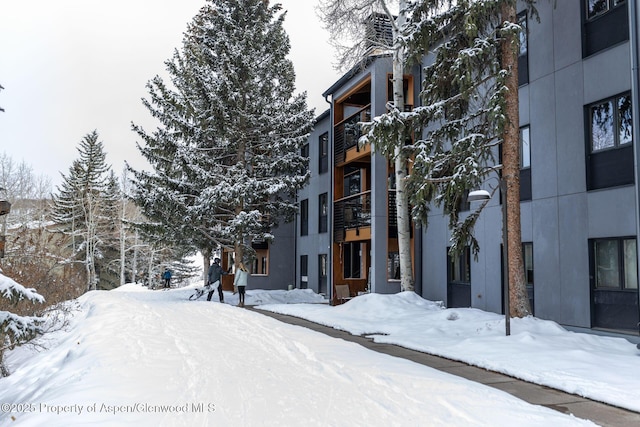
[51,130,113,291]
[131,0,313,269]
[362,0,535,317]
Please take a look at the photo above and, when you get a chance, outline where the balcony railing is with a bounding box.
[334,106,371,165]
[333,191,371,242]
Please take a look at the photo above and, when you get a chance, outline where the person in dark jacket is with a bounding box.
[207,258,228,302]
[162,268,172,288]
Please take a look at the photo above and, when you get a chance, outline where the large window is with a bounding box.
[586,93,634,190]
[343,242,362,279]
[586,0,626,20]
[319,132,328,174]
[590,94,632,152]
[300,199,308,236]
[593,238,638,290]
[591,237,639,330]
[318,193,328,233]
[582,0,628,57]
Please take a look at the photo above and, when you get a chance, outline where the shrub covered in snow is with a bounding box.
[0,270,44,376]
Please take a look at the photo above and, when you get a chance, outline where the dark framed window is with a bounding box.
[300,255,308,289]
[448,247,471,285]
[586,0,626,20]
[318,254,328,295]
[344,242,362,279]
[319,132,328,174]
[520,126,531,168]
[582,0,628,57]
[520,126,532,201]
[589,94,632,152]
[301,142,309,159]
[518,11,529,85]
[447,246,471,308]
[344,166,361,197]
[589,236,639,331]
[251,241,269,276]
[592,238,638,290]
[300,199,308,236]
[586,93,634,190]
[388,251,400,280]
[523,242,534,314]
[318,193,328,233]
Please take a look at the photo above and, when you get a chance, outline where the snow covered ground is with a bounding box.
[0,283,637,426]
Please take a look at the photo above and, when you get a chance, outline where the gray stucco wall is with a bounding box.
[296,111,332,294]
[421,1,636,330]
[251,221,296,291]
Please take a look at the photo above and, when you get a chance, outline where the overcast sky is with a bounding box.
[0,0,341,189]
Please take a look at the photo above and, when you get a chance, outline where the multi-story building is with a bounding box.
[296,0,640,338]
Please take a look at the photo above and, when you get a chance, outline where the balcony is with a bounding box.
[333,191,371,242]
[334,106,371,166]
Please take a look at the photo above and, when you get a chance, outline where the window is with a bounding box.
[518,11,529,85]
[319,132,328,174]
[591,237,639,330]
[582,0,628,57]
[520,126,531,201]
[251,242,269,275]
[388,251,400,280]
[590,94,632,152]
[343,242,362,279]
[344,166,361,197]
[449,247,471,284]
[318,254,328,295]
[586,0,626,20]
[593,238,638,290]
[523,242,534,314]
[520,126,531,168]
[447,246,471,308]
[518,12,528,57]
[300,255,308,289]
[301,142,309,159]
[318,193,328,233]
[300,199,308,236]
[586,94,634,190]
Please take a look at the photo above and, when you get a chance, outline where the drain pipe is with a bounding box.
[325,93,334,303]
[628,0,640,340]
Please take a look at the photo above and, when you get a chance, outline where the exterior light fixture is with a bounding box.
[468,182,510,336]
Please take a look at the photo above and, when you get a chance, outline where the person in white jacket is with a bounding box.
[234,263,249,307]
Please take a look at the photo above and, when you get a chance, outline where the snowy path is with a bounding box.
[0,287,596,426]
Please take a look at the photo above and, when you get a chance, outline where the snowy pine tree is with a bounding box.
[131,0,313,268]
[51,131,114,291]
[0,270,44,377]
